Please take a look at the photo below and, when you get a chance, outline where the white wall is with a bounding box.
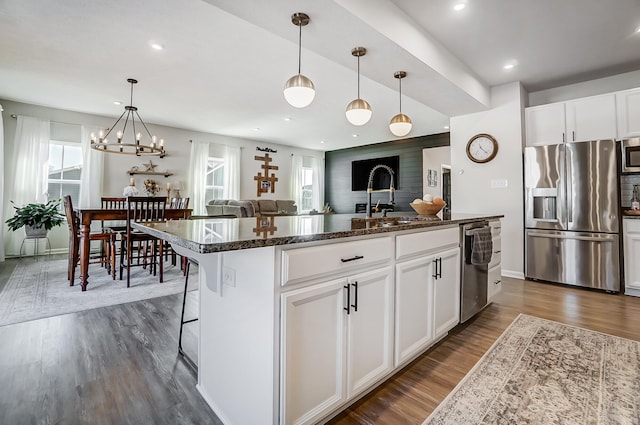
[450,82,526,278]
[1,99,323,256]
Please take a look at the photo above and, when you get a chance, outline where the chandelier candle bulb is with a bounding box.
[167,182,171,191]
[129,177,135,186]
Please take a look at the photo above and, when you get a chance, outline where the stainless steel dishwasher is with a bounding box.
[460,221,491,323]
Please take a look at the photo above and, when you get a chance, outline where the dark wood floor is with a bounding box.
[0,257,219,425]
[2,256,640,425]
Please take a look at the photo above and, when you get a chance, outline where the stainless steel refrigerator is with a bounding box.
[524,139,620,292]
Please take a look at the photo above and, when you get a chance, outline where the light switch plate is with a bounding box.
[491,179,508,189]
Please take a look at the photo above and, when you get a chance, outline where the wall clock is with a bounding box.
[466,133,498,163]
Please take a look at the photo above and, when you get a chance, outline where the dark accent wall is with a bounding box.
[325,133,450,213]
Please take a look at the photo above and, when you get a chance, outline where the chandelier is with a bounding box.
[91,78,166,157]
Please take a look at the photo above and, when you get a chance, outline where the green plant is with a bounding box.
[5,199,65,232]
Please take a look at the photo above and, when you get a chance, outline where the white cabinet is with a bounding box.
[487,220,502,301]
[525,93,617,146]
[617,88,640,138]
[624,219,640,296]
[432,247,461,339]
[525,102,566,146]
[565,93,617,142]
[394,227,460,367]
[281,266,394,425]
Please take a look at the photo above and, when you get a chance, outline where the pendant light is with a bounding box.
[389,71,413,137]
[284,12,315,108]
[345,47,372,126]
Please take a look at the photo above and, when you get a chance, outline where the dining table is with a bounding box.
[75,207,192,291]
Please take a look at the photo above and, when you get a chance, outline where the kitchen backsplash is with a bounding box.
[620,174,640,208]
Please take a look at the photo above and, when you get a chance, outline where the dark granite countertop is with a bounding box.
[132,212,503,254]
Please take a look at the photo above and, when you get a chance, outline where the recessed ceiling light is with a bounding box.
[503,63,515,70]
[352,134,359,138]
[113,101,122,105]
[453,3,466,11]
[284,117,292,122]
[253,127,260,131]
[320,140,325,144]
[444,125,450,130]
[150,42,164,50]
[636,26,640,33]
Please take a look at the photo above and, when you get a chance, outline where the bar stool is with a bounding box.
[179,258,198,372]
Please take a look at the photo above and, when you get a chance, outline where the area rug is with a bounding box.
[424,314,640,424]
[0,259,197,327]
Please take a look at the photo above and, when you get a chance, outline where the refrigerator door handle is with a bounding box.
[566,146,573,225]
[527,231,617,243]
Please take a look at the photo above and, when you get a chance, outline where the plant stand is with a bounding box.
[19,234,52,260]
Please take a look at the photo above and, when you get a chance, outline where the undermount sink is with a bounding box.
[351,215,441,230]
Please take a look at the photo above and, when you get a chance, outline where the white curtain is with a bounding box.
[290,154,304,212]
[222,144,241,200]
[0,105,4,261]
[189,140,210,215]
[4,115,50,255]
[78,125,104,208]
[309,156,325,212]
[290,155,325,213]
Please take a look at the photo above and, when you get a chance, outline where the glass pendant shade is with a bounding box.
[284,73,315,108]
[345,98,372,126]
[389,113,413,137]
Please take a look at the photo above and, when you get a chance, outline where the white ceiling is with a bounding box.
[1,0,639,151]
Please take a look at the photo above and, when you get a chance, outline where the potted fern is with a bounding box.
[5,199,65,238]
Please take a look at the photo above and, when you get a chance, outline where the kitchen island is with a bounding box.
[133,212,502,425]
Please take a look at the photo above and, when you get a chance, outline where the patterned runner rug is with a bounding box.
[0,259,197,327]
[424,314,640,424]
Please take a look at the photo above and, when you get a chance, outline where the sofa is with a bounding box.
[205,199,297,217]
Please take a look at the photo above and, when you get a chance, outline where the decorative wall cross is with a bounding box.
[254,153,279,197]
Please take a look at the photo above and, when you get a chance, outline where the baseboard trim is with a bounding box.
[502,270,524,280]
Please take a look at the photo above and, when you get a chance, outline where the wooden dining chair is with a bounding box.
[63,195,117,285]
[119,196,167,288]
[169,197,189,209]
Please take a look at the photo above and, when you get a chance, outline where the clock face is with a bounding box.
[466,134,498,163]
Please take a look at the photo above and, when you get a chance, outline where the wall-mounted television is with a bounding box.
[351,155,400,191]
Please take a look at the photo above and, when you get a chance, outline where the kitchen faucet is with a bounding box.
[366,164,395,218]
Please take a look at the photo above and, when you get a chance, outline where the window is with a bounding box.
[301,166,313,212]
[205,157,224,202]
[48,140,82,207]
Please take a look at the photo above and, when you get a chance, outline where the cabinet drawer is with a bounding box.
[625,218,640,233]
[489,220,501,237]
[281,236,392,285]
[488,236,502,269]
[488,265,502,301]
[396,226,459,260]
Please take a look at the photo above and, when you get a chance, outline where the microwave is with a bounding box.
[622,138,640,173]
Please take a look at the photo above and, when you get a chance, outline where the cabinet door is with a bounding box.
[617,88,640,138]
[394,256,434,367]
[433,247,461,339]
[525,103,566,146]
[281,279,346,425]
[565,93,617,142]
[346,267,394,398]
[624,221,640,290]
